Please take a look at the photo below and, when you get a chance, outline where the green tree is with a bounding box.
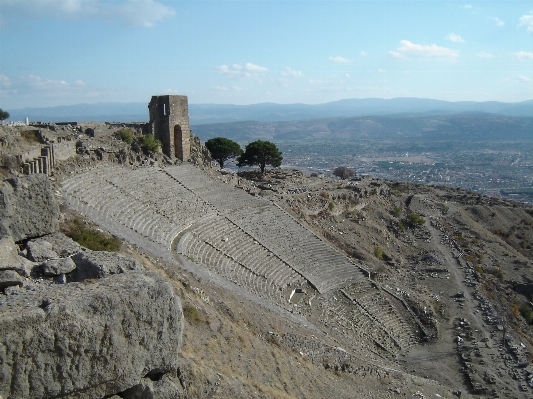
[205,137,242,169]
[0,109,9,121]
[333,166,355,180]
[237,140,282,173]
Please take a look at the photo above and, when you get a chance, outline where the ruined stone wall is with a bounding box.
[148,95,191,161]
[20,140,76,176]
[51,140,76,162]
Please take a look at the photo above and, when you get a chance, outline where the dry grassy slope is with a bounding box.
[226,169,533,396]
[119,241,454,399]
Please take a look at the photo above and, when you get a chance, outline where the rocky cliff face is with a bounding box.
[0,175,184,399]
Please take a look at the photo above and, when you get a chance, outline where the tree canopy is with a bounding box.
[0,109,9,121]
[205,137,242,169]
[237,140,282,173]
[333,166,355,180]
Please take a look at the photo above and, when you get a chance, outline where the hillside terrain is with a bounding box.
[1,123,533,398]
[192,114,533,142]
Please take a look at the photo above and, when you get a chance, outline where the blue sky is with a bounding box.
[0,0,532,109]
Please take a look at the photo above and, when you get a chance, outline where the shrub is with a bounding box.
[519,304,533,324]
[406,213,425,226]
[183,304,205,324]
[320,191,329,199]
[60,217,121,252]
[374,246,384,260]
[398,220,405,231]
[328,201,335,211]
[393,206,402,217]
[139,133,161,154]
[117,128,133,144]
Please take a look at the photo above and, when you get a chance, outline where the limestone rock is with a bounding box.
[27,240,59,262]
[122,373,184,399]
[0,271,183,399]
[0,269,24,289]
[0,175,59,241]
[0,236,36,277]
[70,250,143,281]
[42,257,76,276]
[32,232,82,258]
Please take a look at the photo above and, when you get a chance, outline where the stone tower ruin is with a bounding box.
[148,95,191,161]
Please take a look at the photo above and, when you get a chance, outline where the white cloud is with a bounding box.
[377,68,386,73]
[215,63,268,79]
[446,33,465,43]
[17,75,87,92]
[488,16,505,27]
[360,51,368,56]
[328,56,351,63]
[345,73,351,78]
[1,0,175,27]
[0,74,11,88]
[517,75,532,82]
[244,63,268,72]
[389,40,459,60]
[212,85,243,94]
[513,51,533,60]
[0,74,93,101]
[518,14,533,33]
[281,67,303,77]
[476,51,494,58]
[462,4,472,9]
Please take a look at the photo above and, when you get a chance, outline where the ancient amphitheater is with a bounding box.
[62,163,422,358]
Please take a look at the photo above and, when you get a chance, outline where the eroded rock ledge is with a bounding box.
[0,175,184,399]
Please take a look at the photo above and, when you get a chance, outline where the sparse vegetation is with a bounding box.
[333,166,355,180]
[20,129,41,144]
[117,128,134,144]
[328,201,335,211]
[519,304,533,324]
[60,216,121,251]
[138,133,161,154]
[374,246,384,260]
[183,304,205,324]
[398,220,405,231]
[406,213,425,226]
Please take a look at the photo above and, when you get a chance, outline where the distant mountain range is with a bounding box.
[7,98,533,125]
[191,114,533,142]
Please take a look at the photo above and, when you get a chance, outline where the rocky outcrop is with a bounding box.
[0,175,59,241]
[70,250,142,281]
[0,175,184,399]
[0,271,183,399]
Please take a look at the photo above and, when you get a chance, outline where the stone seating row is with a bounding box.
[182,218,304,289]
[164,166,263,211]
[183,216,302,289]
[355,292,416,349]
[227,206,364,292]
[181,232,284,304]
[62,166,217,248]
[163,165,365,293]
[322,303,400,355]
